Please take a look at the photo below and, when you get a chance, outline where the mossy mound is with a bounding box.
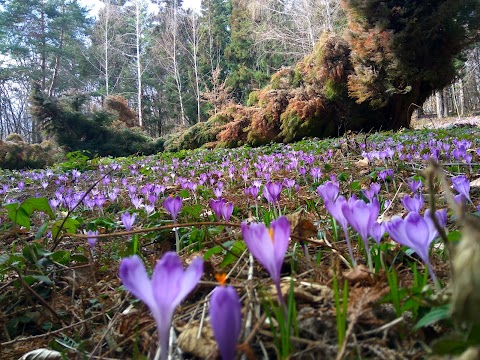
[0,134,59,169]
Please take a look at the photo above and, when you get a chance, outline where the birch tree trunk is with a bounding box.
[435,90,443,118]
[135,0,143,128]
[171,3,186,126]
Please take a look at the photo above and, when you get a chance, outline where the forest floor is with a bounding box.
[1,121,480,360]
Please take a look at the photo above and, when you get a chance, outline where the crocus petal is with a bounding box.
[404,212,431,264]
[210,286,242,360]
[317,181,339,202]
[341,199,371,241]
[271,216,291,277]
[385,217,413,249]
[369,222,385,244]
[119,255,155,311]
[151,252,204,310]
[210,199,224,221]
[241,221,278,282]
[324,196,348,229]
[162,196,182,221]
[221,202,234,222]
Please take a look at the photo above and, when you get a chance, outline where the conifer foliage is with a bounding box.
[30,85,164,158]
[344,0,480,129]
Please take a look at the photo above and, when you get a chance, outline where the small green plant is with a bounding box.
[263,279,298,359]
[333,270,349,348]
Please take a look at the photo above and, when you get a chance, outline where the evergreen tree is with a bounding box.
[0,0,92,141]
[224,0,268,102]
[343,0,480,129]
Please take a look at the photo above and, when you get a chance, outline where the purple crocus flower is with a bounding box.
[341,198,380,270]
[210,199,224,221]
[209,286,242,360]
[452,175,471,203]
[407,178,423,193]
[86,230,99,249]
[263,181,283,204]
[121,212,137,231]
[119,253,203,360]
[423,208,447,243]
[317,181,339,203]
[324,195,356,266]
[341,198,380,244]
[401,193,424,213]
[221,201,234,222]
[241,216,290,285]
[385,212,439,287]
[162,196,182,222]
[369,222,385,244]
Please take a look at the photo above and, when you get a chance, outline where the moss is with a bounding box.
[292,67,303,88]
[5,133,24,143]
[247,91,259,106]
[324,79,345,101]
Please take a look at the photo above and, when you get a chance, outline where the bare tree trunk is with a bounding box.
[135,0,143,128]
[48,30,64,97]
[435,90,443,118]
[171,3,186,126]
[104,0,110,96]
[186,12,201,123]
[443,88,449,117]
[458,78,465,116]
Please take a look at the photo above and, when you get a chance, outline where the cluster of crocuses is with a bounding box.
[317,177,454,286]
[119,216,291,360]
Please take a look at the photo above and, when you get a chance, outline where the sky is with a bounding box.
[79,0,202,16]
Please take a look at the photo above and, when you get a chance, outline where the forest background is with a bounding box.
[1,0,480,151]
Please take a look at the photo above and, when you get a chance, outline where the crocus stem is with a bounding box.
[88,248,98,284]
[342,226,356,267]
[428,263,441,291]
[275,281,288,318]
[174,221,180,253]
[156,324,170,360]
[365,243,373,273]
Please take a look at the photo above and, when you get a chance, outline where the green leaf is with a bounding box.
[204,246,223,260]
[71,254,89,263]
[0,253,10,266]
[447,230,462,243]
[22,275,54,286]
[350,181,361,191]
[20,197,55,219]
[221,241,246,268]
[337,173,348,182]
[179,189,190,199]
[52,218,80,239]
[50,251,71,265]
[414,305,450,330]
[35,222,49,239]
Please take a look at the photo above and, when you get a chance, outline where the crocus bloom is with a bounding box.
[210,286,242,360]
[452,175,471,203]
[401,193,424,213]
[324,195,356,266]
[263,181,283,204]
[317,181,339,203]
[342,198,380,244]
[121,212,137,231]
[162,196,182,222]
[369,222,385,244]
[210,199,224,221]
[119,253,204,360]
[341,198,380,270]
[385,212,439,287]
[423,208,447,243]
[221,201,234,222]
[86,230,99,249]
[241,216,290,299]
